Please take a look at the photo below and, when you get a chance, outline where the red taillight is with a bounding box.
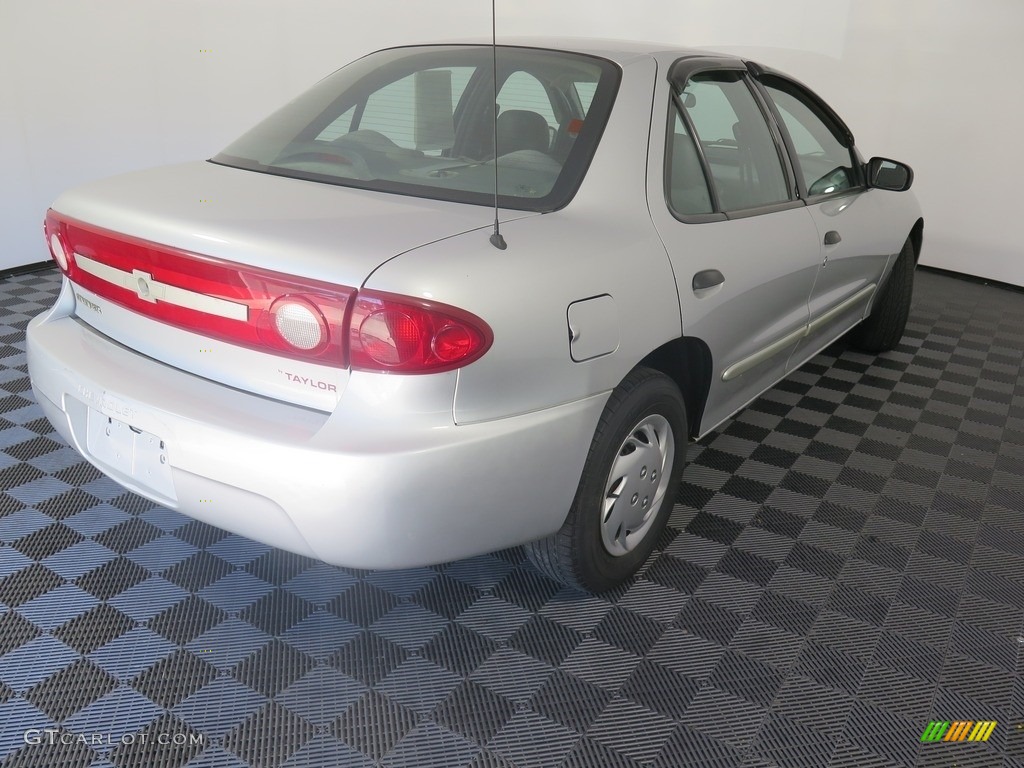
[46,209,353,366]
[44,210,492,373]
[349,291,492,373]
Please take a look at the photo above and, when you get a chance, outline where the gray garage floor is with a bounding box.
[1,266,1023,768]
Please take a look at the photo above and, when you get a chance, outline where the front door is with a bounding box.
[754,74,892,368]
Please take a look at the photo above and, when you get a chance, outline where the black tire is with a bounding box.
[526,367,688,593]
[851,237,916,353]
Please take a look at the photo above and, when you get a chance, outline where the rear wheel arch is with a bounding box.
[638,336,712,439]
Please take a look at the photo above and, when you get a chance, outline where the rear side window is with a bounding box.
[678,71,791,213]
[761,77,859,197]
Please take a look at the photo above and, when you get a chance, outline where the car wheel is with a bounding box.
[850,236,915,353]
[526,367,688,593]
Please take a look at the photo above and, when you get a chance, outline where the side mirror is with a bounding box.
[867,157,913,191]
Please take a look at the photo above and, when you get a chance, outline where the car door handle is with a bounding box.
[692,269,725,292]
[824,230,842,246]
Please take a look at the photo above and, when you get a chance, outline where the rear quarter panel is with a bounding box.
[362,56,683,425]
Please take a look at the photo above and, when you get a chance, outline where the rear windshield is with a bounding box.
[212,46,619,212]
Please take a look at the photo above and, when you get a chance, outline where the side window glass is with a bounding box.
[762,78,858,196]
[496,72,558,154]
[498,72,557,127]
[573,81,597,112]
[681,72,790,212]
[356,75,417,147]
[342,67,473,154]
[667,111,713,215]
[315,106,355,142]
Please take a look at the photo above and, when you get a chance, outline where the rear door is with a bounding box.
[648,57,821,434]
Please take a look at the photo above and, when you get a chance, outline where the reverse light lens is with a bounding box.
[49,233,68,271]
[44,211,73,274]
[271,298,326,351]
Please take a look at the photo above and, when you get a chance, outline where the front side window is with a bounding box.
[212,46,619,212]
[679,71,791,212]
[761,77,859,197]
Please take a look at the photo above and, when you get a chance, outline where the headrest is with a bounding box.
[496,110,550,155]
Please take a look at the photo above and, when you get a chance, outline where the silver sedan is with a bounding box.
[27,39,922,592]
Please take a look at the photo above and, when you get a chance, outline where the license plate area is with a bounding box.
[85,408,175,501]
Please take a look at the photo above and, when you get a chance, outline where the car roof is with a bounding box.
[409,37,737,66]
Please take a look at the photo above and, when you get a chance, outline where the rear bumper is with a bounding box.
[27,304,605,569]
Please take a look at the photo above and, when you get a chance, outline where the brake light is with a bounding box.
[350,290,492,373]
[43,210,492,373]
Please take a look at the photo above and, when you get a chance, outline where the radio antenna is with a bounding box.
[488,0,507,249]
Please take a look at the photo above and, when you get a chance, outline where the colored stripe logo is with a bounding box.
[920,721,997,742]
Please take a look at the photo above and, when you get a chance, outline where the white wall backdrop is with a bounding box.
[1,0,1021,285]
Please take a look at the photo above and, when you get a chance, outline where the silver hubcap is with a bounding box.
[600,414,674,557]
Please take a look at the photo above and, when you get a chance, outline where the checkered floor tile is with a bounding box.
[1,266,1023,768]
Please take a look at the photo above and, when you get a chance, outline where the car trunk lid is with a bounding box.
[49,161,522,410]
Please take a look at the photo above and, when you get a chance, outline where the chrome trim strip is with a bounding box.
[721,282,876,383]
[75,254,248,321]
[722,326,805,382]
[807,283,876,335]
